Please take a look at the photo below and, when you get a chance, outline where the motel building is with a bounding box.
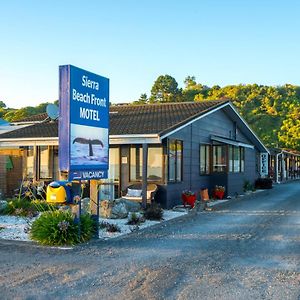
[0,100,274,208]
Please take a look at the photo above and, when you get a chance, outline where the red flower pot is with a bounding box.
[181,194,196,207]
[214,191,224,199]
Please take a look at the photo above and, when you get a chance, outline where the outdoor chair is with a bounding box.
[122,183,158,204]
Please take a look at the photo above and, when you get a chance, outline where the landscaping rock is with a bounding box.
[100,200,128,219]
[118,199,141,212]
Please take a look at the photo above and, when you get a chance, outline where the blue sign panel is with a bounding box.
[59,65,109,180]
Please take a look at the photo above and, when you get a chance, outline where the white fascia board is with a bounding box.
[109,134,161,145]
[0,135,161,147]
[0,138,59,147]
[160,102,230,140]
[211,135,254,149]
[227,102,270,154]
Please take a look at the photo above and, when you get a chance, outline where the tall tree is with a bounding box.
[149,75,181,103]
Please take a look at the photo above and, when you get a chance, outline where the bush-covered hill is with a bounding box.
[1,78,299,151]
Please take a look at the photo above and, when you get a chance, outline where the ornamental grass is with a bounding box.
[30,210,95,246]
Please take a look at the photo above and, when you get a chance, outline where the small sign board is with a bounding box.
[59,65,109,180]
[260,152,268,177]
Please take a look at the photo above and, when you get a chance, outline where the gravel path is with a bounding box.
[1,181,300,300]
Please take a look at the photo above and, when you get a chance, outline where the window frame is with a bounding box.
[129,144,164,182]
[200,144,211,175]
[24,146,35,179]
[38,145,54,180]
[168,139,183,183]
[228,145,245,173]
[212,144,227,173]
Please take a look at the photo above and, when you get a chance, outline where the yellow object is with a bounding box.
[46,185,67,204]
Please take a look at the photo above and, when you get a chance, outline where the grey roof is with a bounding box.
[0,100,227,139]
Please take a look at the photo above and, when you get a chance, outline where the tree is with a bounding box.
[278,104,300,150]
[184,76,196,89]
[149,75,181,103]
[183,76,208,102]
[133,93,148,105]
[0,101,6,109]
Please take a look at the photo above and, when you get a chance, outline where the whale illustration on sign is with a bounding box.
[73,137,104,156]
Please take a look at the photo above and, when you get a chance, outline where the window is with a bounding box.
[53,146,59,180]
[108,147,120,182]
[25,146,34,178]
[130,145,163,181]
[168,139,183,182]
[229,145,245,173]
[240,147,245,172]
[200,145,210,175]
[130,146,142,181]
[39,146,52,179]
[212,145,227,172]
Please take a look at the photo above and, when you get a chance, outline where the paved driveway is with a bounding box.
[1,181,300,300]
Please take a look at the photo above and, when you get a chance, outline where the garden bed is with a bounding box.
[0,209,188,242]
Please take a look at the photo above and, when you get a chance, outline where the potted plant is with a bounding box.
[213,185,225,199]
[181,190,197,207]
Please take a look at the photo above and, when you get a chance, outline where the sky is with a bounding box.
[1,0,300,108]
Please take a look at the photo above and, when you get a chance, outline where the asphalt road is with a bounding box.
[1,181,300,300]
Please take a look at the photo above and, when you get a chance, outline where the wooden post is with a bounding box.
[142,143,148,209]
[90,179,98,215]
[90,179,99,237]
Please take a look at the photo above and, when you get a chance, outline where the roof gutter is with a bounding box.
[0,134,162,146]
[109,134,161,145]
[0,137,58,146]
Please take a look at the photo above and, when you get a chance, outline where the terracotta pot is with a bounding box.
[200,188,209,201]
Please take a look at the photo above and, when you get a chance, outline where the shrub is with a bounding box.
[99,221,121,233]
[255,178,273,189]
[126,212,145,225]
[30,210,78,245]
[1,198,56,217]
[243,180,254,192]
[2,198,36,217]
[143,202,163,221]
[30,210,95,246]
[31,200,56,212]
[79,213,96,241]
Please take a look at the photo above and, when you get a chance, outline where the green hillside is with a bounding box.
[1,78,299,151]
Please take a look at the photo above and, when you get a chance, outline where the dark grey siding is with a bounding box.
[227,148,258,195]
[164,109,261,208]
